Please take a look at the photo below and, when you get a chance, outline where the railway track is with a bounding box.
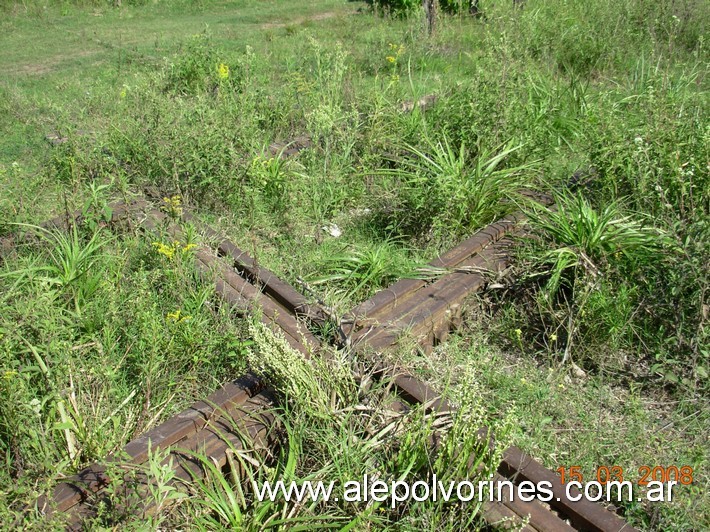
[11,197,636,531]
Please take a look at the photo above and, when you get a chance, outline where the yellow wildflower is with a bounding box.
[152,239,196,260]
[3,370,17,381]
[161,195,183,218]
[152,241,176,260]
[167,310,191,323]
[550,333,558,342]
[217,62,230,81]
[386,56,396,63]
[388,43,405,55]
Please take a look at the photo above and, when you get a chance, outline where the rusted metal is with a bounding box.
[481,499,539,531]
[267,135,312,159]
[344,213,519,334]
[167,389,278,483]
[195,249,318,354]
[349,235,511,353]
[500,447,635,532]
[186,215,327,327]
[35,372,266,519]
[346,214,639,532]
[491,473,576,531]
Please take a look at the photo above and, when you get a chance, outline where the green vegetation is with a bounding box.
[0,0,707,529]
[375,137,534,244]
[0,217,251,510]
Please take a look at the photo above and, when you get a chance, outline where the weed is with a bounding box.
[511,192,671,371]
[310,239,418,302]
[2,224,109,316]
[524,193,666,297]
[170,321,510,529]
[81,180,114,232]
[375,135,535,245]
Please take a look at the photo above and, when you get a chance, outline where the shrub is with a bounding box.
[367,0,420,17]
[512,192,701,377]
[367,0,477,17]
[164,33,243,96]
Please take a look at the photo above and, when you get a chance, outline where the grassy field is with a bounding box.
[0,0,707,529]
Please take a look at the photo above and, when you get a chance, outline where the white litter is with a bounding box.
[322,223,342,238]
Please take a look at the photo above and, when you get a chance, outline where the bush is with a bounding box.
[164,33,244,96]
[367,0,478,17]
[367,0,420,17]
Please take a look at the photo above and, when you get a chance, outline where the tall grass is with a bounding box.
[374,135,536,245]
[2,224,109,315]
[524,193,666,296]
[514,193,671,370]
[166,322,509,529]
[310,239,419,302]
[0,219,251,524]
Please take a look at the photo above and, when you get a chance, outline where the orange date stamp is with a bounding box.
[556,466,694,486]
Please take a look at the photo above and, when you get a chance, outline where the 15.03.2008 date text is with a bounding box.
[556,466,694,485]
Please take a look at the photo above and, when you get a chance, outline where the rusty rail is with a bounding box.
[343,199,636,532]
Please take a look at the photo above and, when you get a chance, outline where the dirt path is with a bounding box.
[7,49,100,76]
[261,11,352,30]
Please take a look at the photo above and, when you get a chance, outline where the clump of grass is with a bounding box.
[2,223,109,316]
[309,239,419,303]
[164,32,245,96]
[524,193,666,297]
[374,135,536,246]
[505,192,675,374]
[0,224,250,523]
[246,320,357,421]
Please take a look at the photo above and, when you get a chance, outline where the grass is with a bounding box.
[172,321,509,531]
[0,0,707,529]
[374,135,536,245]
[3,224,110,315]
[411,328,709,531]
[0,217,252,522]
[310,238,420,302]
